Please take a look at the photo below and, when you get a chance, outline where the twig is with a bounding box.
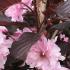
[51,30,58,39]
[21,2,34,13]
[36,0,47,32]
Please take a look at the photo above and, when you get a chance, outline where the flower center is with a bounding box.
[40,52,46,58]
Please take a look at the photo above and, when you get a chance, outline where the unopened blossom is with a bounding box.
[0,26,13,69]
[26,35,69,70]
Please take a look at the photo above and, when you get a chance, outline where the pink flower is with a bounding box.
[5,3,24,22]
[60,34,65,39]
[60,34,69,42]
[26,35,69,70]
[0,26,13,69]
[5,0,33,22]
[63,37,69,42]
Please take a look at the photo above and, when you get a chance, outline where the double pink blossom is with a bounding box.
[5,0,33,22]
[0,26,13,69]
[5,3,24,22]
[26,35,69,70]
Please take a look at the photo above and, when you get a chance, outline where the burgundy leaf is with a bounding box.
[10,32,40,61]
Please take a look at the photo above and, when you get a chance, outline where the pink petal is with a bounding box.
[23,27,32,33]
[63,37,69,42]
[60,34,65,39]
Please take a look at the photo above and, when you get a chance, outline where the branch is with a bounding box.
[51,30,58,39]
[36,0,47,25]
[0,21,29,27]
[36,0,47,31]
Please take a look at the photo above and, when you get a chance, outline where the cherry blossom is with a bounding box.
[5,0,33,22]
[26,35,69,70]
[0,26,13,69]
[5,3,24,22]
